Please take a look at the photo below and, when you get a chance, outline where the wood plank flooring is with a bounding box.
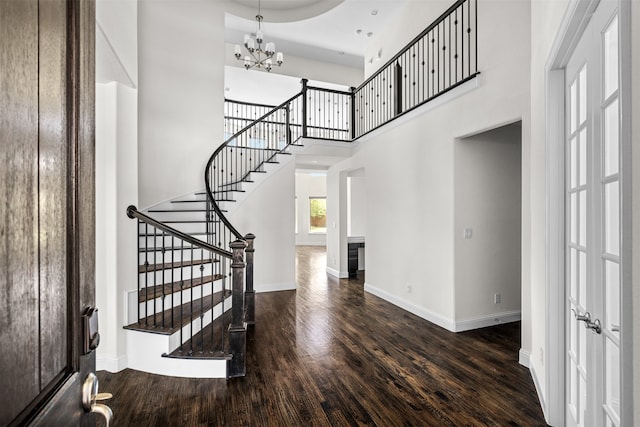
[98,246,547,426]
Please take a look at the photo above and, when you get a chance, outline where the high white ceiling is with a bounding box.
[225,0,408,67]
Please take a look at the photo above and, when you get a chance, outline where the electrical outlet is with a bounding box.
[463,228,473,239]
[407,284,412,294]
[494,293,501,304]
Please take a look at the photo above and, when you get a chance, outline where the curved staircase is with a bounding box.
[123,0,479,381]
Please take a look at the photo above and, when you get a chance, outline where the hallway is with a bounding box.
[98,246,546,426]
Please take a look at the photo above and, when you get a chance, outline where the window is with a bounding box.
[309,197,326,234]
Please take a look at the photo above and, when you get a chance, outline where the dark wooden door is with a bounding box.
[0,0,96,425]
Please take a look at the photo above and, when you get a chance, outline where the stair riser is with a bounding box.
[139,235,214,248]
[138,281,228,319]
[143,210,207,222]
[139,264,219,284]
[171,299,232,353]
[139,250,221,265]
[169,200,234,211]
[139,221,208,235]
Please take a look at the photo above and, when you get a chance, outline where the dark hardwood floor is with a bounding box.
[98,246,547,426]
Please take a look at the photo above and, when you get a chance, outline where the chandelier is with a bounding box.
[234,0,284,72]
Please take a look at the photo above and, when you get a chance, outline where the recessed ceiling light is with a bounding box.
[366,32,373,38]
[355,29,362,35]
[371,9,378,16]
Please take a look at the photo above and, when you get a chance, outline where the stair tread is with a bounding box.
[138,274,225,303]
[139,258,218,273]
[219,179,254,188]
[124,289,232,335]
[171,199,207,204]
[165,310,233,358]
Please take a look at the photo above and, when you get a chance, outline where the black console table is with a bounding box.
[347,238,365,278]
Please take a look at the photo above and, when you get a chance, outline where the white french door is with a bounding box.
[564,1,621,426]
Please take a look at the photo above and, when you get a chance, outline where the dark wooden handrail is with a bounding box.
[127,205,232,258]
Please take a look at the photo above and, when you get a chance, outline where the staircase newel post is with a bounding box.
[394,61,403,116]
[301,78,308,138]
[228,239,247,378]
[285,105,291,146]
[244,233,255,325]
[349,86,356,140]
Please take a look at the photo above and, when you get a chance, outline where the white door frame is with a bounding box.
[544,0,633,425]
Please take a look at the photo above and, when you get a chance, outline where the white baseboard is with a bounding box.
[364,282,456,332]
[530,362,548,421]
[519,348,531,368]
[295,242,326,247]
[255,281,296,293]
[96,354,128,373]
[326,267,348,279]
[453,310,521,332]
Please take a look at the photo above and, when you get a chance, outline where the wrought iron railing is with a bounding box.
[353,0,478,137]
[125,0,478,380]
[126,206,251,378]
[223,0,478,142]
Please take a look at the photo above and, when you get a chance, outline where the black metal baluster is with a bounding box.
[468,0,471,77]
[447,15,450,88]
[180,237,184,350]
[170,236,174,329]
[462,0,465,78]
[189,246,194,354]
[161,230,166,329]
[455,7,459,83]
[200,249,205,353]
[474,0,478,74]
[301,79,308,138]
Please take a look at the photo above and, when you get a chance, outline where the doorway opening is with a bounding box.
[454,121,523,342]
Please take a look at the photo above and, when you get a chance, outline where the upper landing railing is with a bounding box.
[224,0,478,143]
[353,0,478,137]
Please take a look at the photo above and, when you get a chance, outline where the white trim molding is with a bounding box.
[255,282,296,293]
[326,266,348,279]
[453,310,521,333]
[519,349,531,368]
[364,283,456,332]
[96,354,128,373]
[530,362,549,421]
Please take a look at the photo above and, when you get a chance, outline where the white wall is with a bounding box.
[227,160,296,292]
[347,173,366,237]
[529,0,571,413]
[95,82,138,373]
[454,122,522,328]
[224,43,362,88]
[328,0,530,332]
[633,1,640,421]
[364,0,454,79]
[295,171,327,246]
[95,0,138,373]
[326,167,348,278]
[96,0,138,86]
[138,0,226,208]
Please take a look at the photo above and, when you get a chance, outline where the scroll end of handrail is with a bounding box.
[126,205,137,219]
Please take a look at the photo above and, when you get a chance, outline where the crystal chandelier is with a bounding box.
[234,0,284,72]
